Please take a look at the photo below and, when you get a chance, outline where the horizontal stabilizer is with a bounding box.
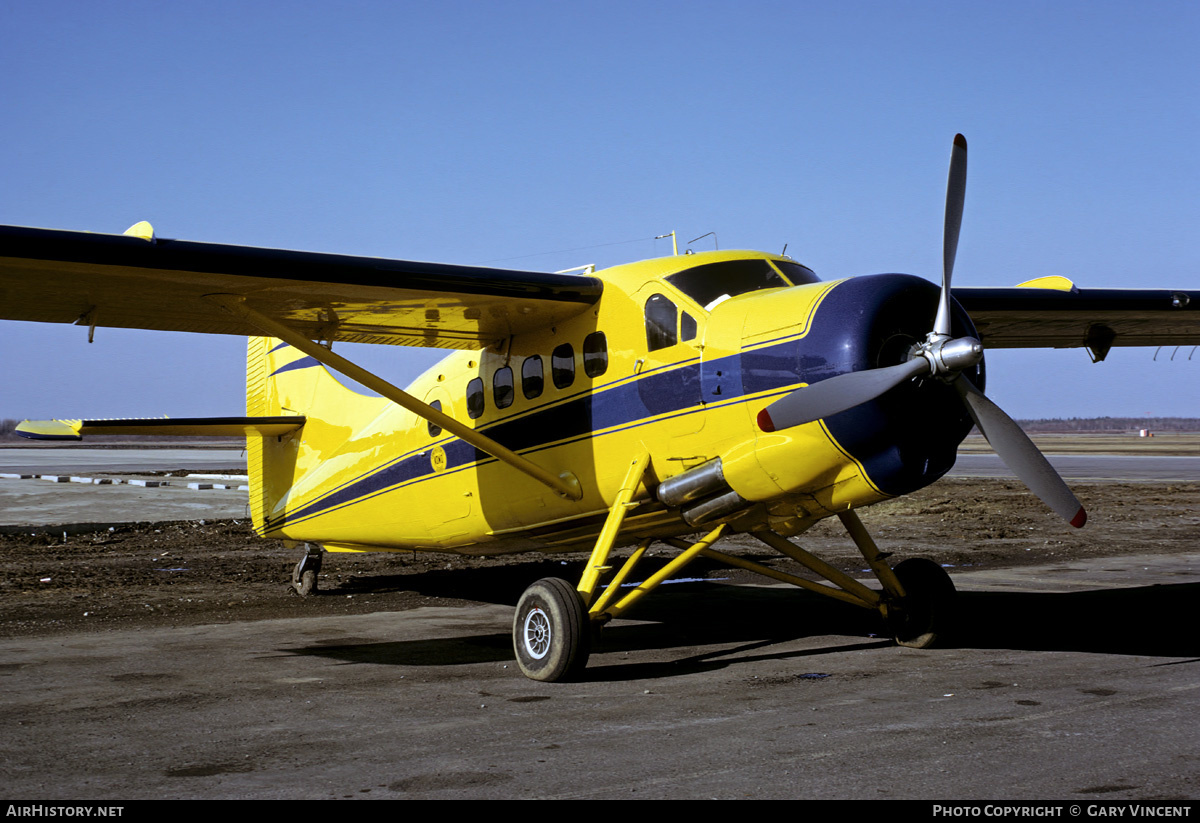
[16,416,306,441]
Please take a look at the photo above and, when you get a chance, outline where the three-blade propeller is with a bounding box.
[759,134,1086,528]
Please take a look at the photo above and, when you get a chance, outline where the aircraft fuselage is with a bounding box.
[249,250,980,556]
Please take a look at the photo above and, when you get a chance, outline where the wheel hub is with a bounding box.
[522,607,551,659]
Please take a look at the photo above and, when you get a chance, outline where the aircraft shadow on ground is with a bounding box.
[285,558,1200,678]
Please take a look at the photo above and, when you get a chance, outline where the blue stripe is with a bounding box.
[264,274,982,529]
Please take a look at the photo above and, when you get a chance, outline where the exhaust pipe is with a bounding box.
[657,459,750,526]
[656,459,728,507]
[681,489,749,527]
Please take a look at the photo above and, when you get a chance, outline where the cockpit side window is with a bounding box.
[645,293,677,351]
[680,312,697,342]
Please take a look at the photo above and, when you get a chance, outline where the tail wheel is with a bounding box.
[889,558,957,649]
[291,563,317,597]
[290,544,322,597]
[513,578,590,682]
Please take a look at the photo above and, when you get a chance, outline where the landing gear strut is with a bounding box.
[506,452,959,682]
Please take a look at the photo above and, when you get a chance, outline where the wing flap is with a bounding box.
[0,226,604,348]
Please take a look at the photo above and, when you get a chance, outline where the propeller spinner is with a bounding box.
[758,134,1086,528]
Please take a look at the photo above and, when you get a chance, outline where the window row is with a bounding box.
[451,331,608,427]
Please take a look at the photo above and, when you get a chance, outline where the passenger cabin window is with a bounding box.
[551,343,575,389]
[645,293,677,351]
[493,366,514,409]
[582,332,608,378]
[665,259,813,310]
[522,355,544,399]
[466,377,484,419]
[428,399,442,437]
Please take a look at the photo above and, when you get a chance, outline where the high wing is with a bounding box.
[0,225,603,349]
[954,284,1200,356]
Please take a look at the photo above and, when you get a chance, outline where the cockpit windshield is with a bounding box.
[665,259,818,311]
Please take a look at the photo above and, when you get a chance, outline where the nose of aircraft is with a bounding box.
[781,272,983,496]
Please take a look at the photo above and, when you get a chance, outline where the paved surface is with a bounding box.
[1,448,249,529]
[0,447,246,475]
[2,447,1198,799]
[950,453,1200,482]
[0,478,250,531]
[1,553,1197,799]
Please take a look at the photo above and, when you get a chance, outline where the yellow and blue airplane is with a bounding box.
[3,136,1198,681]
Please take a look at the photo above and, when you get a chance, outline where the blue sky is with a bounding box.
[2,1,1197,420]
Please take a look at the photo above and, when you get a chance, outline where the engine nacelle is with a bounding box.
[699,274,983,526]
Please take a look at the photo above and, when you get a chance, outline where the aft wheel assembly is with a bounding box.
[888,557,957,649]
[513,577,591,682]
[290,544,323,597]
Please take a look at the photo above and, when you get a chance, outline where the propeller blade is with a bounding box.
[758,357,930,432]
[934,134,968,338]
[953,377,1087,528]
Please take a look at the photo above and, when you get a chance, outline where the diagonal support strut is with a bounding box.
[208,294,583,500]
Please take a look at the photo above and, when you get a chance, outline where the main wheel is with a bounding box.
[888,557,956,649]
[513,578,590,682]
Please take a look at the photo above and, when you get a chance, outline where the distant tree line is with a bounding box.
[1015,417,1200,433]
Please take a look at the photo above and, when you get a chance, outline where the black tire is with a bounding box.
[889,558,956,649]
[513,578,590,682]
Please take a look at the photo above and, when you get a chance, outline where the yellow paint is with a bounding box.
[1016,275,1077,292]
[15,247,906,558]
[122,221,155,241]
[224,249,905,556]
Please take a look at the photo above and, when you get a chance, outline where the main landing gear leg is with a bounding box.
[513,452,651,682]
[746,512,956,648]
[290,543,323,597]
[837,510,957,648]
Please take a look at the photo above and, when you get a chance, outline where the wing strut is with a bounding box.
[208,294,583,501]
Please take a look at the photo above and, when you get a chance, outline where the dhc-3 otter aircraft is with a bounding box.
[3,136,1198,681]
